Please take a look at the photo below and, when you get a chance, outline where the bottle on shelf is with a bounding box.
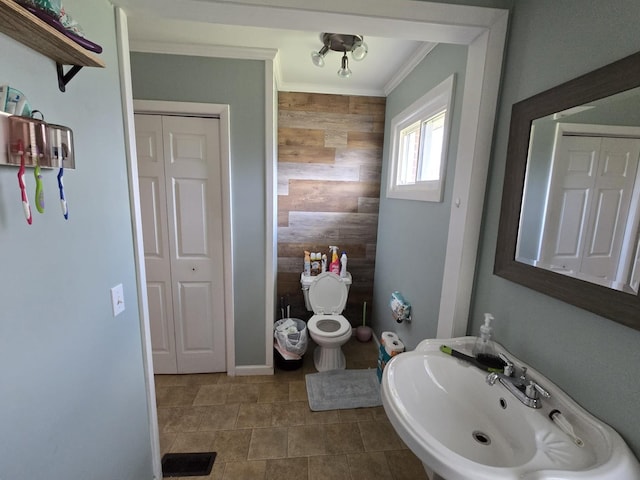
[329,246,340,274]
[303,251,311,276]
[340,251,348,278]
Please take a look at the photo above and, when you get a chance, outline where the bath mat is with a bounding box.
[161,452,216,477]
[305,368,382,411]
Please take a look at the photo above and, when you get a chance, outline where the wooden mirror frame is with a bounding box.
[495,50,640,332]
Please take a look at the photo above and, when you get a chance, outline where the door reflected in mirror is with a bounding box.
[516,87,640,294]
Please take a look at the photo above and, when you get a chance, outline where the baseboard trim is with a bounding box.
[373,330,381,349]
[233,365,274,376]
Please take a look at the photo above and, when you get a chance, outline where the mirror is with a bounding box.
[495,50,640,332]
[518,87,640,294]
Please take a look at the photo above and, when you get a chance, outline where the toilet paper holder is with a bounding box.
[390,291,411,323]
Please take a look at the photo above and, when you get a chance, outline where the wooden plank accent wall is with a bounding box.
[277,92,386,325]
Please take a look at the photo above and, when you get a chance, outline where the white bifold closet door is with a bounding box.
[135,114,226,374]
[541,135,640,283]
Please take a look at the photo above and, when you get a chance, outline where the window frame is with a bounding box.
[386,74,455,202]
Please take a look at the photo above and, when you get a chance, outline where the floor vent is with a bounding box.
[161,452,216,477]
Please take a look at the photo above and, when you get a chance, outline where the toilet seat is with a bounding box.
[308,314,351,338]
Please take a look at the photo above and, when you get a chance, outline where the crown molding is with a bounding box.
[384,42,438,95]
[276,80,385,97]
[129,40,278,60]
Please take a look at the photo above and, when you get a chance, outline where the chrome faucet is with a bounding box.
[486,353,550,408]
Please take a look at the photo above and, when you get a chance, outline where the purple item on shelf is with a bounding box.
[18,2,103,54]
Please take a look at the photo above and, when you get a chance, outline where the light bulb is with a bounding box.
[310,45,329,67]
[351,41,368,61]
[311,51,325,67]
[337,52,352,78]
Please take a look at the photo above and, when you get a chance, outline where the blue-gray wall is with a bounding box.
[372,43,467,349]
[0,1,153,478]
[129,53,267,365]
[471,0,640,456]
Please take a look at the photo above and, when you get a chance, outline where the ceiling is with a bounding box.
[117,2,437,97]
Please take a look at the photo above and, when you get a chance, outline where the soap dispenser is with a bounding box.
[472,313,502,368]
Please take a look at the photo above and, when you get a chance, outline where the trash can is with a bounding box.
[274,318,308,370]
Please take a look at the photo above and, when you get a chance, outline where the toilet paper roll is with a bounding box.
[381,331,399,346]
[385,338,405,357]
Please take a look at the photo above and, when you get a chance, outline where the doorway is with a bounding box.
[134,111,231,374]
[116,2,508,474]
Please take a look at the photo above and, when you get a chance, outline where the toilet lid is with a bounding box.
[308,272,348,314]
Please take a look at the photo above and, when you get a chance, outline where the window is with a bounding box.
[387,74,455,202]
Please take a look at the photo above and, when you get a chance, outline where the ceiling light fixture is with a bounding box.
[310,33,368,79]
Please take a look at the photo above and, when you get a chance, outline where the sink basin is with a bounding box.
[381,337,640,480]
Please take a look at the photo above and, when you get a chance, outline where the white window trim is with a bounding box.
[387,74,455,202]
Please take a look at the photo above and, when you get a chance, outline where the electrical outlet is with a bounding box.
[110,283,125,316]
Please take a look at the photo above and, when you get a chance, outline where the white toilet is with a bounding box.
[300,271,353,371]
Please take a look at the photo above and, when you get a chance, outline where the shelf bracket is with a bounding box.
[56,63,83,92]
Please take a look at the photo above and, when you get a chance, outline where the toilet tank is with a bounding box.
[300,272,352,311]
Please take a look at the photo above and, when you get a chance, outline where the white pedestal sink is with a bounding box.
[381,337,640,480]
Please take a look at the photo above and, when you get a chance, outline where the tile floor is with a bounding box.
[155,337,428,480]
